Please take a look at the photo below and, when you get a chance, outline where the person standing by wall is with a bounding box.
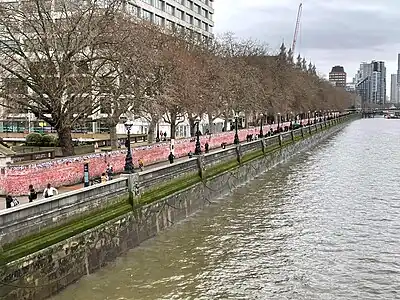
[5,195,12,209]
[168,152,175,164]
[28,185,38,203]
[43,183,58,198]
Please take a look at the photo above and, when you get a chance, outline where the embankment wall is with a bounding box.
[0,116,353,300]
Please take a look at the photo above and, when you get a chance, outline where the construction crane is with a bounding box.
[291,2,303,53]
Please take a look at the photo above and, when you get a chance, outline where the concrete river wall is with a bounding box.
[0,115,356,300]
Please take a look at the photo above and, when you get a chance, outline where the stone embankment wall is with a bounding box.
[0,116,353,300]
[0,120,309,196]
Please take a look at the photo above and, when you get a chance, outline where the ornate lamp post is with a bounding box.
[314,111,317,124]
[234,112,239,144]
[156,121,160,142]
[308,110,310,124]
[259,113,264,137]
[194,116,202,155]
[124,120,135,173]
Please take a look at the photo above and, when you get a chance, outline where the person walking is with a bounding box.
[168,152,175,164]
[101,173,108,183]
[138,158,144,171]
[5,195,13,209]
[5,195,19,209]
[43,183,58,198]
[28,184,38,203]
[106,163,113,180]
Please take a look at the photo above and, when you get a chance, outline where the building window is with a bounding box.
[201,8,207,17]
[166,3,174,14]
[176,24,184,33]
[201,21,208,31]
[142,0,152,4]
[185,13,193,24]
[194,18,201,27]
[176,9,184,20]
[141,9,152,21]
[186,0,193,9]
[154,14,163,26]
[154,0,163,9]
[165,20,174,30]
[194,3,200,14]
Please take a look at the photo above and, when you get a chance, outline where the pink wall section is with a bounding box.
[0,120,305,195]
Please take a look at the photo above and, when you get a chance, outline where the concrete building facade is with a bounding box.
[328,66,346,87]
[0,0,216,138]
[130,0,214,40]
[390,74,399,104]
[355,61,386,105]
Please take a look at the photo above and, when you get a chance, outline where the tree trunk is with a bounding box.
[147,118,157,144]
[170,112,177,139]
[244,112,249,128]
[57,126,74,156]
[109,123,118,150]
[188,117,195,137]
[224,117,229,131]
[207,112,214,133]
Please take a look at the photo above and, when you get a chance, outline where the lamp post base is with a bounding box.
[234,134,239,145]
[124,152,135,174]
[194,136,202,155]
[194,146,202,155]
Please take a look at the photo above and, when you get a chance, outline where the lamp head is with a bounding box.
[124,120,133,131]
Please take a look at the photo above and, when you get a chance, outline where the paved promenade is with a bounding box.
[0,144,234,210]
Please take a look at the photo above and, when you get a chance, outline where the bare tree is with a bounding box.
[0,0,122,155]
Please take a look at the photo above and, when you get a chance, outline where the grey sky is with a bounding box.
[214,0,400,90]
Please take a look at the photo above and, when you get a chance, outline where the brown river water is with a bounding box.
[52,117,400,300]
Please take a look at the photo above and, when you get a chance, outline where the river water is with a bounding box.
[53,117,400,300]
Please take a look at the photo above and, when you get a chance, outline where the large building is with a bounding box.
[328,66,346,87]
[0,0,216,137]
[390,74,399,104]
[355,61,386,105]
[131,0,214,40]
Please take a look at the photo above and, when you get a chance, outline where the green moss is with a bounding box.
[139,172,201,205]
[205,159,239,178]
[3,198,127,252]
[0,202,132,266]
[0,120,347,266]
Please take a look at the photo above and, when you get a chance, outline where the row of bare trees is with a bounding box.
[0,0,353,156]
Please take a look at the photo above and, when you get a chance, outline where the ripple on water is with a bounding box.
[52,119,400,300]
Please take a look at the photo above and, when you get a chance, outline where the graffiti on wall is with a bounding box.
[1,120,305,195]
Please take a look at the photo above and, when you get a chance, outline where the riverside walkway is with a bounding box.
[0,142,236,209]
[1,116,333,208]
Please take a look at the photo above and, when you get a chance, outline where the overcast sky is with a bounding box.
[213,0,399,91]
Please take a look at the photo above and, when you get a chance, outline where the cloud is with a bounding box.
[213,0,400,86]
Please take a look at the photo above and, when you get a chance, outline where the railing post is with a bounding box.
[260,138,266,154]
[235,144,242,163]
[196,155,205,179]
[301,127,304,138]
[122,173,140,207]
[291,131,294,142]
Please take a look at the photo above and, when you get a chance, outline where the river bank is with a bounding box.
[0,115,356,300]
[53,117,400,300]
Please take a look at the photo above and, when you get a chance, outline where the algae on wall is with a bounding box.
[0,116,352,267]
